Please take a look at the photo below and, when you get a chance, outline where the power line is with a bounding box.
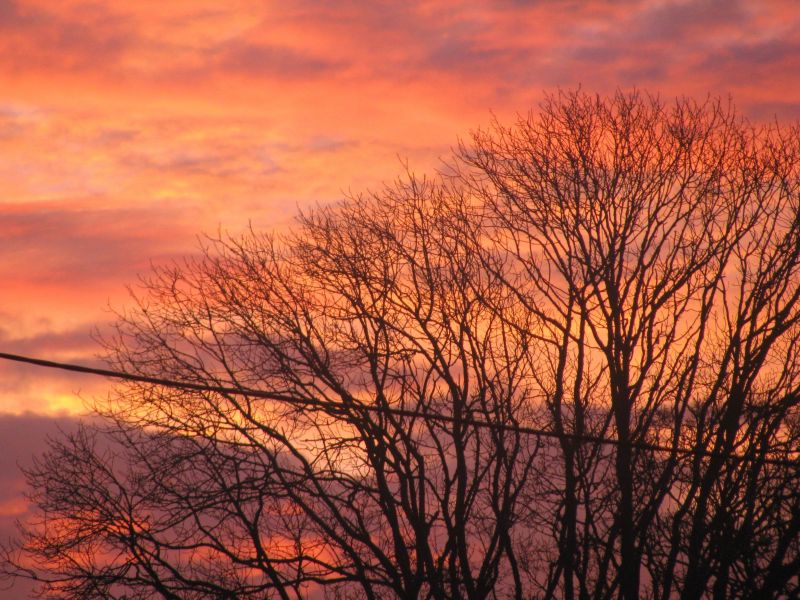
[0,350,798,467]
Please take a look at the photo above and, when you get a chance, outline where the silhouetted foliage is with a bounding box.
[4,91,800,599]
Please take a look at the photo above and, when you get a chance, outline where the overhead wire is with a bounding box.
[0,350,798,467]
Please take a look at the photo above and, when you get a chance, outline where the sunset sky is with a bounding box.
[1,0,800,594]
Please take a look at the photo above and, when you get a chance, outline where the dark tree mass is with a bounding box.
[4,91,800,599]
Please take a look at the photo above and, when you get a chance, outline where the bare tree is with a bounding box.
[463,90,800,599]
[4,182,544,599]
[4,91,800,599]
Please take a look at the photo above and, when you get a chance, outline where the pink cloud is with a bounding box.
[0,0,134,75]
[0,200,197,285]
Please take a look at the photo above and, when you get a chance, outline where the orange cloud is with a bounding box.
[1,0,799,414]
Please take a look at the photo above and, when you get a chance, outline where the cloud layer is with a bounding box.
[1,0,799,410]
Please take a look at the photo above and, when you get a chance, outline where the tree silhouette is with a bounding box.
[464,91,800,599]
[4,91,800,599]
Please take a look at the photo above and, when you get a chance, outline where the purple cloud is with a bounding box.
[0,0,133,74]
[0,413,85,599]
[212,42,340,79]
[0,200,198,285]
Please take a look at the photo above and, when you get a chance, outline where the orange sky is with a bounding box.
[1,2,800,595]
[0,0,798,417]
[1,0,800,415]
